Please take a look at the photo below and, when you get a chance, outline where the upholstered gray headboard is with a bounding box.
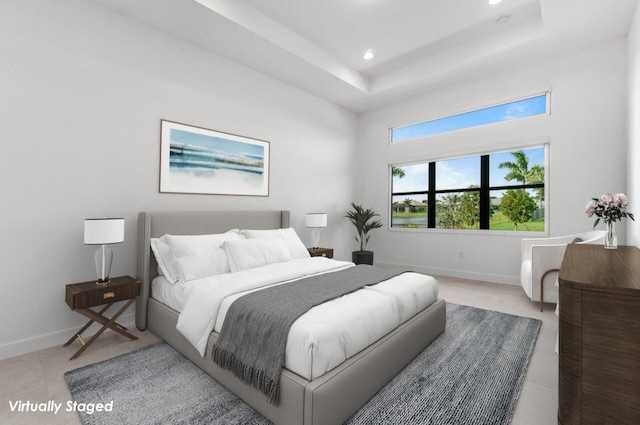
[136,210,290,330]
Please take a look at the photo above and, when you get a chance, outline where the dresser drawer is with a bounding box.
[582,291,640,334]
[558,369,581,425]
[65,277,140,310]
[582,375,640,425]
[559,285,581,327]
[559,319,581,377]
[582,325,640,397]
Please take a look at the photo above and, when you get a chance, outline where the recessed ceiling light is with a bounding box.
[496,15,510,25]
[363,49,374,60]
[488,0,503,5]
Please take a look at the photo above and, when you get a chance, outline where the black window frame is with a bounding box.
[391,148,546,231]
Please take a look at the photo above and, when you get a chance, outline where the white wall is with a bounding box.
[628,2,640,247]
[0,0,358,359]
[358,38,628,284]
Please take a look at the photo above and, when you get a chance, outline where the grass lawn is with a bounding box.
[392,212,426,218]
[392,211,545,231]
[490,212,545,231]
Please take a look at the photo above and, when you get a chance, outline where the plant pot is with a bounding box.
[352,251,374,265]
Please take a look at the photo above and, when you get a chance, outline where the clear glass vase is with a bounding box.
[604,221,618,250]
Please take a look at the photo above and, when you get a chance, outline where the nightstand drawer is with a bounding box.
[308,248,333,258]
[65,276,140,310]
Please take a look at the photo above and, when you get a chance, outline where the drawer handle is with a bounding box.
[104,292,115,299]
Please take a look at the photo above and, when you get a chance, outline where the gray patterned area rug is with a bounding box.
[65,303,541,425]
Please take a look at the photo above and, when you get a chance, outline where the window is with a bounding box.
[391,146,546,232]
[391,93,548,143]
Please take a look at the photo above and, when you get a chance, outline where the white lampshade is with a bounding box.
[305,213,328,228]
[84,218,125,245]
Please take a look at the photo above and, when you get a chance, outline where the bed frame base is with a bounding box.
[148,297,445,425]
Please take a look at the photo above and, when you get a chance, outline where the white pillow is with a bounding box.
[242,227,310,259]
[223,237,293,272]
[150,236,180,285]
[165,231,240,286]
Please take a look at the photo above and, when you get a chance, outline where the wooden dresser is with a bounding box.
[558,244,640,425]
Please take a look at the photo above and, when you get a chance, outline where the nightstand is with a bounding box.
[63,276,140,360]
[308,248,334,258]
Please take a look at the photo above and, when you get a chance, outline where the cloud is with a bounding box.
[436,160,479,190]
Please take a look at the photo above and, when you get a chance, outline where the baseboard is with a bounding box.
[0,312,136,361]
[375,261,520,286]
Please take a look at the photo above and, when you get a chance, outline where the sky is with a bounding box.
[391,94,547,143]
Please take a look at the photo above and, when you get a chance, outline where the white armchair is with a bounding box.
[521,230,605,311]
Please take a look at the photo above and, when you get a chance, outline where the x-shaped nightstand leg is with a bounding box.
[64,298,138,360]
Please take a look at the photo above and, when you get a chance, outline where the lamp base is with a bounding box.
[311,228,321,250]
[94,245,113,285]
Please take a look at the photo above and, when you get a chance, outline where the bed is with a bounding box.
[136,210,446,425]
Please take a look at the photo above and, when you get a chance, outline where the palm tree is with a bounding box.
[528,164,544,184]
[529,165,545,208]
[499,151,545,185]
[498,151,531,185]
[498,151,546,221]
[392,167,405,178]
[403,198,413,213]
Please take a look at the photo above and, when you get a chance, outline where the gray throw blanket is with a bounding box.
[211,265,403,405]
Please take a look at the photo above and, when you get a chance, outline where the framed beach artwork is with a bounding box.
[159,120,270,196]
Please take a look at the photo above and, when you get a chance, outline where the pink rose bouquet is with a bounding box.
[585,192,634,228]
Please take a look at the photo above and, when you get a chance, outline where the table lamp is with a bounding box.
[84,218,125,284]
[305,213,327,249]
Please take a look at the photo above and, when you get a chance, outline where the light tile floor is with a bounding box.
[0,276,558,425]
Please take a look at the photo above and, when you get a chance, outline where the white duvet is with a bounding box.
[176,257,438,381]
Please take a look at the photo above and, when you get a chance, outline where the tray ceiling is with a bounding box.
[86,0,638,112]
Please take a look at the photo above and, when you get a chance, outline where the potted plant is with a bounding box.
[345,203,383,265]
